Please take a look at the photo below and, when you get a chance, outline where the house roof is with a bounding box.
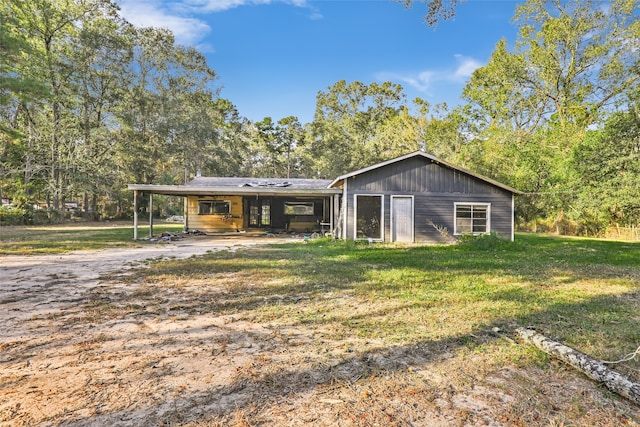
[329,151,523,195]
[187,176,333,189]
[128,151,521,196]
[128,176,341,197]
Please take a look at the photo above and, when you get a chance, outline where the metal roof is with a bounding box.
[187,176,333,189]
[329,151,523,195]
[128,177,341,197]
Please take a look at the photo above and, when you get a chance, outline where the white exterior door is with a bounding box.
[391,196,414,242]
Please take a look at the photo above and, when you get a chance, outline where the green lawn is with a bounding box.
[0,221,184,255]
[131,232,640,384]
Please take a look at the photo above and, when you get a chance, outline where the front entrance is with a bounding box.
[391,196,414,242]
[248,198,271,227]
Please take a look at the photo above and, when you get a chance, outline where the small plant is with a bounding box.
[426,218,456,243]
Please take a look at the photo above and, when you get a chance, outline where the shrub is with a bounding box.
[0,205,28,225]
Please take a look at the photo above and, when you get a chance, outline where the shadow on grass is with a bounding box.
[54,235,640,425]
[60,289,640,426]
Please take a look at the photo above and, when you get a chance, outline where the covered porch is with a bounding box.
[128,179,343,240]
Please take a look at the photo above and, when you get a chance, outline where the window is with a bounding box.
[198,200,230,215]
[355,195,383,240]
[284,201,314,215]
[454,203,490,235]
[261,200,271,225]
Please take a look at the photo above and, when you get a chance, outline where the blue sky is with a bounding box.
[115,0,521,124]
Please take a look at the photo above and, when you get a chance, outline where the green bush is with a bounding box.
[0,205,29,225]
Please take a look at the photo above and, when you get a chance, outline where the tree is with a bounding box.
[70,2,133,216]
[572,106,640,233]
[0,1,49,138]
[309,80,405,178]
[464,0,639,138]
[114,27,218,186]
[6,0,89,211]
[276,116,305,178]
[397,0,464,26]
[461,0,640,229]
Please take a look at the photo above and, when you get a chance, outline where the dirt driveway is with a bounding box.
[0,235,292,426]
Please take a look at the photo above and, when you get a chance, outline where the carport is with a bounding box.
[128,177,343,240]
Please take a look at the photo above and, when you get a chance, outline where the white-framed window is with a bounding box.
[354,194,384,240]
[198,200,230,215]
[454,202,490,235]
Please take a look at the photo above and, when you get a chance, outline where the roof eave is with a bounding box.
[127,184,342,197]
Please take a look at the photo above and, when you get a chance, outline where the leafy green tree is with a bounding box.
[462,0,640,230]
[114,27,218,185]
[0,2,49,138]
[310,80,405,177]
[70,2,133,216]
[6,0,87,210]
[572,107,640,233]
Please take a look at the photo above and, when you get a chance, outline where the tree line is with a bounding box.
[1,0,638,236]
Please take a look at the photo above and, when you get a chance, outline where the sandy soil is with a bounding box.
[1,235,638,426]
[0,235,290,426]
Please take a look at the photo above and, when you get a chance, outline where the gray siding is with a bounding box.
[344,156,513,242]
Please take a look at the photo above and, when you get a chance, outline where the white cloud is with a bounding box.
[452,54,482,78]
[182,0,311,13]
[116,0,319,47]
[376,55,484,93]
[183,0,270,13]
[118,0,212,46]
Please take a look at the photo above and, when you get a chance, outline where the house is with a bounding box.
[128,151,522,242]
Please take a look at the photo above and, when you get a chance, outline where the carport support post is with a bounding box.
[183,196,188,231]
[133,190,138,240]
[149,192,153,238]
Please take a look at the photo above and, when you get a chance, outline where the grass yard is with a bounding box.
[0,220,184,255]
[0,232,638,426]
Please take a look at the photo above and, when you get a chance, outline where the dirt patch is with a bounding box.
[0,237,638,426]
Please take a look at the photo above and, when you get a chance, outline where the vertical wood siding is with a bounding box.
[344,156,514,242]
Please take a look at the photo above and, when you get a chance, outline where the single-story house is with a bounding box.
[128,151,522,242]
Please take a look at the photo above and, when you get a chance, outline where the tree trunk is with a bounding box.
[516,328,640,405]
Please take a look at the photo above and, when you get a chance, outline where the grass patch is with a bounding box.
[0,221,184,255]
[124,232,640,382]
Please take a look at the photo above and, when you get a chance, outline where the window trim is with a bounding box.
[353,194,385,241]
[453,202,491,235]
[198,199,231,215]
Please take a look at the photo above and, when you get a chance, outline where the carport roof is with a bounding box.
[128,177,342,197]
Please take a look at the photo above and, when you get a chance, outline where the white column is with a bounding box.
[133,190,138,240]
[183,196,188,231]
[149,193,153,238]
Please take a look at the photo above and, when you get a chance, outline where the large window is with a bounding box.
[454,203,490,235]
[355,195,383,240]
[198,200,230,215]
[284,201,314,215]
